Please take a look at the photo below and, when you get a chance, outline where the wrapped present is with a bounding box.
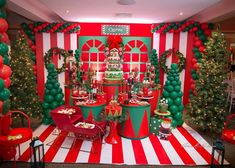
[150,116,162,135]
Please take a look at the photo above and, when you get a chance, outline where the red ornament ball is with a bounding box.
[193,63,199,70]
[191,58,197,65]
[194,40,202,47]
[4,78,11,88]
[0,65,12,79]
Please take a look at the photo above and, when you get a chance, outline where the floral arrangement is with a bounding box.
[159,98,168,112]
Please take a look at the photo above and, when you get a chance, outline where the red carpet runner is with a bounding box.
[15,124,229,165]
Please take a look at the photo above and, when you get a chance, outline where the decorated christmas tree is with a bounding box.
[162,63,184,127]
[187,31,230,133]
[42,63,64,124]
[10,34,43,118]
[148,49,160,84]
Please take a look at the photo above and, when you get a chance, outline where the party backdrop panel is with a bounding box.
[153,32,194,104]
[79,36,151,81]
[36,33,78,101]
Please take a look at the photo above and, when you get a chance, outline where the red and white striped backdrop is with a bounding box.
[153,32,194,104]
[36,33,78,103]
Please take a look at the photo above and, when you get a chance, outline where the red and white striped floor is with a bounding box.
[15,124,229,165]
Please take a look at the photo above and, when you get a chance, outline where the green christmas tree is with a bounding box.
[162,63,184,127]
[10,34,43,118]
[148,49,160,84]
[42,63,64,124]
[187,31,229,133]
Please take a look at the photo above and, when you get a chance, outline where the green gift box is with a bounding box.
[150,116,162,135]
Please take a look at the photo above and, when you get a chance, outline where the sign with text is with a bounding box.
[102,25,130,35]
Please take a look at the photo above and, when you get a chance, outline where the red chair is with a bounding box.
[0,110,32,167]
[222,114,235,144]
[50,106,106,150]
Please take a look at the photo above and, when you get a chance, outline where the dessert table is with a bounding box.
[117,102,150,139]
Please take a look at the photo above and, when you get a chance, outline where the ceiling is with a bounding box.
[6,0,235,24]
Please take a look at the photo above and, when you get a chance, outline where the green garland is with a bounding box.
[160,49,186,74]
[44,47,68,74]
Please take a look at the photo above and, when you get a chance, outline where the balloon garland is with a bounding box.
[159,49,186,74]
[44,47,69,74]
[152,21,214,102]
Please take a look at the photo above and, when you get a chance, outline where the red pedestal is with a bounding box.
[103,83,121,104]
[149,89,160,116]
[105,121,120,144]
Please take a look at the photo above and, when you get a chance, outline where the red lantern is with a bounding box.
[0,18,8,32]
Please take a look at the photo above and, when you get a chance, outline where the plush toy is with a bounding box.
[159,118,172,140]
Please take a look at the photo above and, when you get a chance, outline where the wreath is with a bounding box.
[160,49,186,74]
[44,47,69,74]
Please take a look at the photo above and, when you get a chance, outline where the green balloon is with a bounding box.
[50,88,57,96]
[0,0,6,7]
[0,42,8,55]
[177,81,181,85]
[169,105,178,114]
[54,83,60,89]
[167,76,174,81]
[3,55,9,65]
[0,9,6,19]
[200,35,207,42]
[177,119,184,126]
[171,91,178,99]
[42,102,49,109]
[175,76,179,81]
[0,79,4,91]
[166,85,174,92]
[50,101,58,109]
[46,83,53,89]
[165,80,171,85]
[45,89,50,95]
[50,79,57,84]
[60,100,65,105]
[48,63,55,70]
[172,81,177,86]
[55,94,63,101]
[178,91,183,97]
[175,112,182,120]
[167,98,173,106]
[174,85,181,91]
[163,90,170,98]
[174,97,182,105]
[2,98,10,114]
[171,63,178,69]
[172,119,177,128]
[194,52,201,59]
[45,95,53,102]
[0,88,10,101]
[178,104,184,111]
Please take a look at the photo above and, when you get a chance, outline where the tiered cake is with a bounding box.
[104,48,123,82]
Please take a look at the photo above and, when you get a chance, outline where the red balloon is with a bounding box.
[194,40,202,47]
[0,65,12,79]
[193,63,199,70]
[201,23,208,30]
[190,78,194,84]
[0,100,2,113]
[204,29,211,36]
[4,78,11,88]
[0,56,3,68]
[0,32,9,44]
[193,90,197,96]
[191,58,197,65]
[0,18,8,32]
[31,45,36,51]
[193,27,198,32]
[28,39,33,47]
[194,36,200,41]
[190,84,195,90]
[199,46,205,53]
